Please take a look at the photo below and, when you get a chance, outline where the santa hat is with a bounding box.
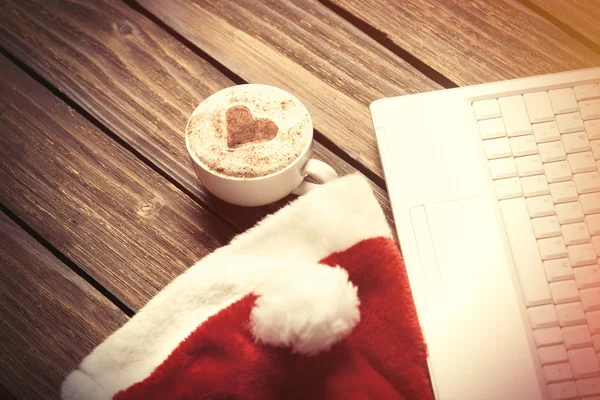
[61,174,434,400]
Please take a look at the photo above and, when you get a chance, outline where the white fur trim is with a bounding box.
[61,371,109,400]
[250,263,360,355]
[62,173,391,399]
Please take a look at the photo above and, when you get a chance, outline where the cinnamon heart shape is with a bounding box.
[226,105,279,149]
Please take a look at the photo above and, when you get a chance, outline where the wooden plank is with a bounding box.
[130,0,442,179]
[527,0,600,46]
[0,0,398,229]
[0,53,235,311]
[329,0,600,86]
[0,211,128,399]
[0,385,17,400]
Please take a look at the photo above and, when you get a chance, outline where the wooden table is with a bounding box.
[1,0,599,398]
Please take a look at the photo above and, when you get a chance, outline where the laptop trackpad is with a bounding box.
[421,197,504,283]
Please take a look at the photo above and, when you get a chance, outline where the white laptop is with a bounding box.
[370,67,600,400]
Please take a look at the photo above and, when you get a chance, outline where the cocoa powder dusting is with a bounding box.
[280,100,292,110]
[212,112,224,138]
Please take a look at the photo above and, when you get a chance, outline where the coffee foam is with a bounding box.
[186,85,312,179]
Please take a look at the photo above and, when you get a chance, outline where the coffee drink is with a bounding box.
[184,84,336,207]
[186,84,312,179]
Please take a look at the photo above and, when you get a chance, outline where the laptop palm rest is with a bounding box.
[410,196,543,399]
[411,197,503,285]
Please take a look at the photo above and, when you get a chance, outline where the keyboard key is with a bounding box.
[516,155,543,177]
[568,347,600,377]
[548,381,577,400]
[527,195,555,218]
[592,140,600,159]
[533,216,561,239]
[550,280,580,304]
[588,310,600,333]
[568,243,598,267]
[580,99,600,120]
[524,92,555,123]
[534,121,561,143]
[556,302,586,326]
[543,362,573,383]
[587,215,600,235]
[568,151,597,173]
[563,222,592,245]
[580,193,600,214]
[534,327,563,347]
[489,157,517,179]
[581,287,600,311]
[575,172,600,194]
[500,198,552,306]
[539,344,569,365]
[540,237,569,260]
[544,258,574,282]
[550,88,579,114]
[478,118,506,139]
[557,112,585,134]
[549,181,579,204]
[529,304,558,328]
[499,95,532,137]
[575,265,600,289]
[556,202,585,224]
[483,137,512,159]
[577,377,600,397]
[575,84,600,101]
[587,120,600,140]
[545,161,573,183]
[522,175,549,197]
[539,141,567,163]
[509,135,538,156]
[562,324,592,349]
[473,99,501,120]
[494,177,523,199]
[563,131,591,153]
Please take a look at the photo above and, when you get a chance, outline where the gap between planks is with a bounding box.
[317,0,458,89]
[0,201,136,318]
[0,47,239,236]
[517,0,600,54]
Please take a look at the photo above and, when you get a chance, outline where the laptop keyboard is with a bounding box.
[474,84,600,400]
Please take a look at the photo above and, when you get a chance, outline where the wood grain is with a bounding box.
[0,53,235,311]
[0,0,397,230]
[330,0,600,86]
[0,211,128,399]
[133,0,442,179]
[0,384,17,400]
[527,0,600,45]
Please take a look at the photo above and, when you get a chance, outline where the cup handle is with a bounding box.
[292,159,338,196]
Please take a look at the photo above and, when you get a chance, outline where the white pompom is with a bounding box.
[250,262,360,356]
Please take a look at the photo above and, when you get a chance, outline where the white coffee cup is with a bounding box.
[185,85,337,207]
